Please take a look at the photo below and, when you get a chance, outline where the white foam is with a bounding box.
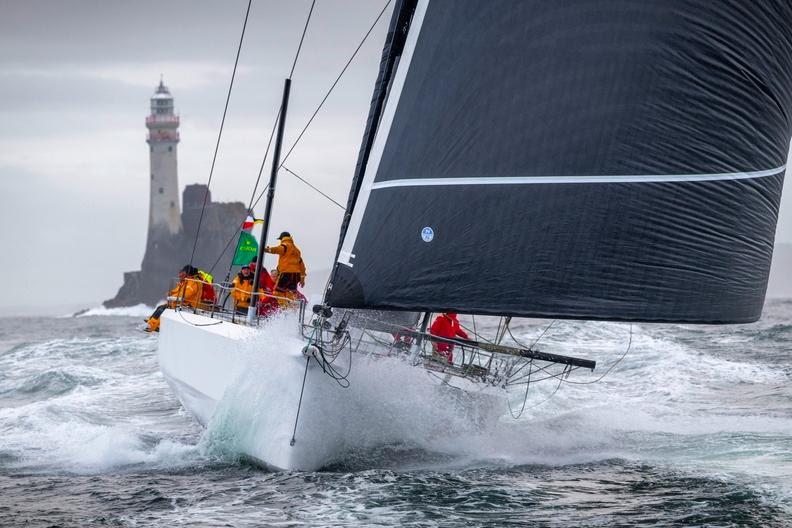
[200,314,504,468]
[73,303,156,318]
[0,401,201,474]
[192,315,792,474]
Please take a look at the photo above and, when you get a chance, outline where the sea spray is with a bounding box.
[200,313,509,469]
[73,304,156,318]
[200,313,309,465]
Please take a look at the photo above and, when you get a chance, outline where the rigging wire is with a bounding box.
[560,323,633,385]
[515,371,565,414]
[507,361,533,419]
[501,320,556,380]
[290,321,318,447]
[459,321,495,344]
[505,321,634,386]
[503,325,626,414]
[210,0,316,277]
[526,320,556,349]
[208,110,278,277]
[247,113,281,215]
[306,327,354,388]
[289,0,317,78]
[282,166,346,210]
[177,308,223,327]
[278,0,393,168]
[208,0,391,273]
[189,0,253,267]
[290,355,311,446]
[238,0,315,219]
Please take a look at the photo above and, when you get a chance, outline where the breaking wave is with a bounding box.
[0,321,201,474]
[71,304,156,318]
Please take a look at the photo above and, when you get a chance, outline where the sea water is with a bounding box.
[0,301,790,526]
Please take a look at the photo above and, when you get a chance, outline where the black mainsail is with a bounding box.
[327,0,792,323]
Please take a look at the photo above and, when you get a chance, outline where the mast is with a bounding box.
[248,78,292,324]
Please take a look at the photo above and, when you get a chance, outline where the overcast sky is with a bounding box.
[0,0,791,314]
[0,0,394,313]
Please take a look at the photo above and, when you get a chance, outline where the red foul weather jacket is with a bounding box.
[430,314,469,354]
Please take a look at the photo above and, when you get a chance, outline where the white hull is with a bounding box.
[158,309,506,471]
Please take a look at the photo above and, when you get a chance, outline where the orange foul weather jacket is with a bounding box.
[265,236,306,282]
[231,275,265,309]
[168,278,203,308]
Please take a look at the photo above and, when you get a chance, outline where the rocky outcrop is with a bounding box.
[104,184,246,307]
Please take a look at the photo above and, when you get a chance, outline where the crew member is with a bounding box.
[196,268,216,307]
[170,265,203,307]
[429,313,469,364]
[231,265,258,313]
[249,256,276,291]
[264,232,306,291]
[244,257,280,317]
[145,265,203,332]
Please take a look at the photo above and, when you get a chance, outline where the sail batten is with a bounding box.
[369,165,787,188]
[326,0,792,324]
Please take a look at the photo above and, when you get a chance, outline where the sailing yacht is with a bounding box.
[157,0,792,470]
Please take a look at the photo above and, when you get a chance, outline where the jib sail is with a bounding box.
[326,0,792,323]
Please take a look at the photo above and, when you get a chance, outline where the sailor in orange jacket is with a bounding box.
[231,265,263,312]
[168,265,203,308]
[145,265,203,331]
[264,232,307,291]
[429,313,469,363]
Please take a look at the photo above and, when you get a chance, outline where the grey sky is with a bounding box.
[0,0,790,313]
[0,0,393,311]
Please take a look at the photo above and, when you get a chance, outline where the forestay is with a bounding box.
[327,0,792,323]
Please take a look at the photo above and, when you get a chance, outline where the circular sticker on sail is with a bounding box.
[421,226,434,242]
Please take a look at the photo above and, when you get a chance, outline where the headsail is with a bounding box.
[327,0,792,323]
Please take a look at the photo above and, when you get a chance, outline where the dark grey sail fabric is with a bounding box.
[326,0,792,323]
[330,309,421,334]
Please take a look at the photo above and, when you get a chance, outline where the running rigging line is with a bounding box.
[189,0,253,267]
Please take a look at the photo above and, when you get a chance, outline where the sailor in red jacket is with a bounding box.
[249,257,276,291]
[248,257,279,316]
[429,313,468,363]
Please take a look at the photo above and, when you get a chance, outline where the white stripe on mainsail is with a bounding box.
[337,0,431,268]
[370,165,786,189]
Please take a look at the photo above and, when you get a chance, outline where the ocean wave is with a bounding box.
[0,307,789,493]
[71,304,156,318]
[0,414,201,474]
[1,368,106,401]
[0,373,202,474]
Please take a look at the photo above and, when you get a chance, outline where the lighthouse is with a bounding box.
[146,78,183,238]
[104,79,247,307]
